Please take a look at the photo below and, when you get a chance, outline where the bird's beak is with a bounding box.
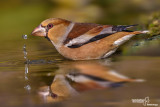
[31,25,46,36]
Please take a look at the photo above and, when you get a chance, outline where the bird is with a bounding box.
[31,18,148,60]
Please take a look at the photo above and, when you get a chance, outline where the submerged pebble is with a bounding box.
[22,34,27,39]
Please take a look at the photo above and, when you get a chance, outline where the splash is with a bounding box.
[22,34,31,92]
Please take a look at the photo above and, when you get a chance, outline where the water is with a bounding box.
[0,35,160,107]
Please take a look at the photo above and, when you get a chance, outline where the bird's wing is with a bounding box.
[64,23,137,48]
[63,23,101,44]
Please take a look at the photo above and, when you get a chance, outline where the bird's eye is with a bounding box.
[47,24,53,29]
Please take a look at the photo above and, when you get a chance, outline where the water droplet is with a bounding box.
[24,85,31,90]
[22,34,27,39]
[24,56,27,59]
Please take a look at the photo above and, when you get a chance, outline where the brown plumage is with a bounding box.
[31,18,148,60]
[64,23,101,44]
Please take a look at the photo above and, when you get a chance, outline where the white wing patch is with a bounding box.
[65,35,92,47]
[66,74,91,82]
[108,70,129,79]
[99,27,116,34]
[114,34,134,46]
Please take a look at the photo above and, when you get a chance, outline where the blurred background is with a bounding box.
[0,0,160,107]
[0,0,160,53]
[1,0,160,35]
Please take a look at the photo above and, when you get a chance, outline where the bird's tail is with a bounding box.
[124,24,139,29]
[113,24,150,34]
[124,24,150,34]
[113,24,138,32]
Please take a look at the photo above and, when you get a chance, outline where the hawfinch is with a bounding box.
[31,18,148,60]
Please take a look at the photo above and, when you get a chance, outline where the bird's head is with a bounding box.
[31,18,71,44]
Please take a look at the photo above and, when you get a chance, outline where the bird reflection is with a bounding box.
[38,60,143,103]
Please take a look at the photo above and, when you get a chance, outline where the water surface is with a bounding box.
[0,36,160,107]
